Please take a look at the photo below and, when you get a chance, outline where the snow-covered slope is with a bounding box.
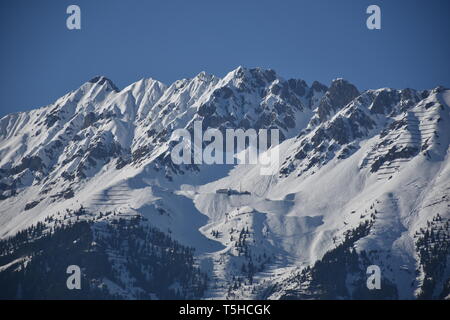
[0,67,448,299]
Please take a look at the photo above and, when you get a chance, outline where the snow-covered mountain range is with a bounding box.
[0,67,449,299]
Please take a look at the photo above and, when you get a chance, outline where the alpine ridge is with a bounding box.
[0,66,449,300]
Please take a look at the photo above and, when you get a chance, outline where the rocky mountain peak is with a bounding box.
[315,78,360,122]
[87,76,120,92]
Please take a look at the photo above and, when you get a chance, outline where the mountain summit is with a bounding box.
[0,67,449,300]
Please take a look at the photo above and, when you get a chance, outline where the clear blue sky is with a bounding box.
[1,0,449,117]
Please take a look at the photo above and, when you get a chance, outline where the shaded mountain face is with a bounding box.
[0,67,449,300]
[313,78,360,124]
